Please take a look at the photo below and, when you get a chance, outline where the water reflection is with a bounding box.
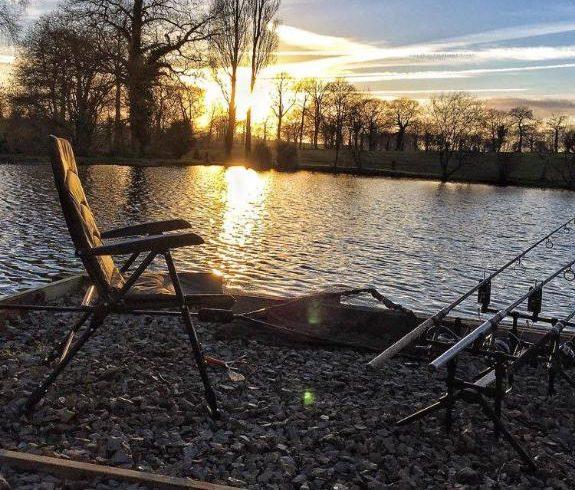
[1,163,575,320]
[220,166,269,247]
[210,166,270,286]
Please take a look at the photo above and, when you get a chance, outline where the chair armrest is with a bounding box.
[81,231,204,256]
[100,219,192,239]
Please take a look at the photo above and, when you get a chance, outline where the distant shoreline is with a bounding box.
[1,149,575,191]
[294,162,575,191]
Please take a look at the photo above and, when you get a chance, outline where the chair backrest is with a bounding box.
[50,136,124,297]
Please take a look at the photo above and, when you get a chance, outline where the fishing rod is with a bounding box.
[369,216,575,368]
[430,257,575,370]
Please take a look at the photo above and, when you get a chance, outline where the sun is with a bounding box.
[193,67,278,128]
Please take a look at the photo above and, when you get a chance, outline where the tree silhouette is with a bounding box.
[71,0,218,155]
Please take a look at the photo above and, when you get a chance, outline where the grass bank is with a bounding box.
[297,148,575,190]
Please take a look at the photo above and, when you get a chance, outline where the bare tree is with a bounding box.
[347,93,368,167]
[483,108,509,152]
[387,97,419,151]
[362,97,386,151]
[427,93,484,181]
[524,118,545,153]
[325,78,355,169]
[151,75,204,131]
[302,78,329,149]
[270,72,295,142]
[244,0,279,154]
[547,113,568,154]
[70,0,217,155]
[483,108,514,184]
[509,106,534,153]
[294,79,314,149]
[12,10,114,153]
[204,102,226,148]
[210,0,250,158]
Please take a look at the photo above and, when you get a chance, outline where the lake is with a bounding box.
[1,163,575,320]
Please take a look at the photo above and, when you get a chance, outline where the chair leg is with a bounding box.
[43,312,92,365]
[24,309,107,415]
[164,251,219,418]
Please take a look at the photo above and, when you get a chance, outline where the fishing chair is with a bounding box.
[24,136,235,418]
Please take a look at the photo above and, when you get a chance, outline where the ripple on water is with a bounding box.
[1,164,575,320]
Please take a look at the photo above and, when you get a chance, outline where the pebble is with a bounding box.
[0,299,573,488]
[455,466,481,485]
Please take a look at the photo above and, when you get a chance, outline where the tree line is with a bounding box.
[1,0,280,157]
[264,74,575,178]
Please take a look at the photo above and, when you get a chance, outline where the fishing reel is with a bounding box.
[527,286,542,322]
[482,333,512,355]
[477,279,491,313]
[426,323,461,344]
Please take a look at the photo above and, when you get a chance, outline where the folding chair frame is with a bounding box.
[20,244,225,419]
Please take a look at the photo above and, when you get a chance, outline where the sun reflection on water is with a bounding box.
[220,166,269,247]
[207,166,270,282]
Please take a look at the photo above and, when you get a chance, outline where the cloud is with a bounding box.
[486,97,575,116]
[277,23,575,83]
[344,63,575,84]
[435,21,575,47]
[369,88,528,95]
[276,25,438,77]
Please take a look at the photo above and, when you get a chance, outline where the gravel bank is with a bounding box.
[0,301,574,489]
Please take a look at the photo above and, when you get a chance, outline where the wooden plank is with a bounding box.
[0,274,85,306]
[0,275,86,326]
[0,450,240,490]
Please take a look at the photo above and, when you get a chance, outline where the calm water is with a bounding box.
[2,163,575,319]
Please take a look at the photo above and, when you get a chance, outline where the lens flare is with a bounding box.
[303,390,315,406]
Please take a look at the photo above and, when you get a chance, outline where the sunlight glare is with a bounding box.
[220,166,270,247]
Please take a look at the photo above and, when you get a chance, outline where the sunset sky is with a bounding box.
[5,0,575,117]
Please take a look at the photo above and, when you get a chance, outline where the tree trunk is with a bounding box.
[225,69,238,158]
[368,122,376,151]
[245,108,253,154]
[126,2,153,157]
[396,126,405,151]
[244,74,256,155]
[439,147,451,181]
[127,52,154,157]
[313,106,320,149]
[276,112,282,142]
[334,127,342,171]
[74,99,93,156]
[298,98,306,149]
[113,77,122,154]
